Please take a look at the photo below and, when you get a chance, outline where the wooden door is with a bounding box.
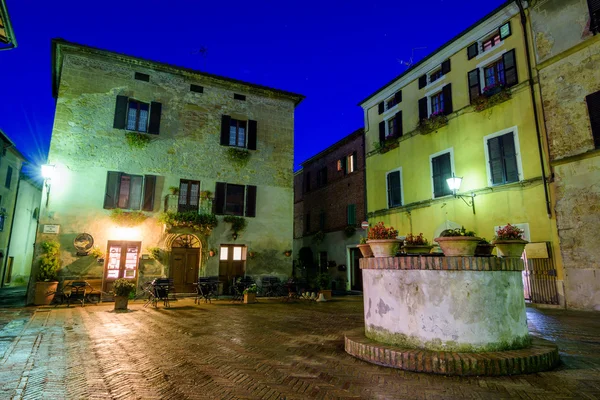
[103,241,141,294]
[218,245,246,294]
[170,247,200,293]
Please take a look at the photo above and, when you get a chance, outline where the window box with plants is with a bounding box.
[492,224,528,258]
[243,284,257,304]
[417,111,448,135]
[475,238,496,256]
[402,233,433,255]
[34,241,61,305]
[434,227,481,257]
[367,222,400,258]
[112,278,136,311]
[357,237,373,258]
[473,84,511,112]
[317,273,332,300]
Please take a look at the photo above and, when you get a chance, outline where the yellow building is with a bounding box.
[360,2,564,305]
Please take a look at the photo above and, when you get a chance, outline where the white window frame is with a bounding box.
[383,114,400,137]
[474,22,510,60]
[429,147,455,199]
[424,69,446,92]
[483,126,524,186]
[385,167,404,209]
[476,49,507,90]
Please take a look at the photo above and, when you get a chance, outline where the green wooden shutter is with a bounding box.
[347,204,356,225]
[220,115,231,146]
[586,90,600,148]
[467,43,478,60]
[113,96,128,129]
[103,171,121,209]
[379,121,385,143]
[387,171,401,207]
[418,75,427,89]
[468,69,481,104]
[499,21,511,40]
[142,175,157,211]
[442,83,453,115]
[148,102,162,134]
[378,102,384,115]
[418,97,428,121]
[487,137,505,185]
[441,59,451,75]
[245,185,257,217]
[432,154,452,198]
[503,49,518,87]
[394,91,402,104]
[247,120,257,150]
[395,111,403,137]
[214,182,226,214]
[501,133,519,183]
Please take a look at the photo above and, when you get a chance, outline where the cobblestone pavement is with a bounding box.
[0,297,599,399]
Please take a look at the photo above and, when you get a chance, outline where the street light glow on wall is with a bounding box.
[41,164,55,207]
[446,173,476,214]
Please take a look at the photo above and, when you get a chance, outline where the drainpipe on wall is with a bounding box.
[516,0,553,219]
[0,162,23,287]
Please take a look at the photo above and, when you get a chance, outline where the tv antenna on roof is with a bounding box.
[398,47,427,69]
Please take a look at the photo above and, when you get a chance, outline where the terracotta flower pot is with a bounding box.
[434,236,480,257]
[402,245,434,255]
[114,295,129,310]
[319,289,332,300]
[243,293,256,304]
[34,281,59,305]
[493,239,528,258]
[357,244,373,258]
[475,244,495,256]
[366,239,400,258]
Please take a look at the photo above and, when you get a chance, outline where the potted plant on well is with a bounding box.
[475,238,496,256]
[243,284,257,304]
[316,273,332,300]
[34,241,61,305]
[357,237,373,258]
[493,224,528,257]
[367,222,400,258]
[402,233,434,255]
[434,226,480,257]
[113,278,136,311]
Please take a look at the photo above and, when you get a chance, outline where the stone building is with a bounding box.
[359,2,565,306]
[29,39,303,300]
[0,130,40,287]
[529,0,600,310]
[293,128,366,291]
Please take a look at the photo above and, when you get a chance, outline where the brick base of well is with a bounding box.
[345,329,559,376]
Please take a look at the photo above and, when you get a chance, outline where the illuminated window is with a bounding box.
[233,247,243,261]
[127,100,149,132]
[347,154,355,173]
[484,60,505,88]
[229,119,247,147]
[431,92,444,115]
[220,246,229,260]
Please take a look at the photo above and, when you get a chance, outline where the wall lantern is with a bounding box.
[446,173,476,214]
[41,164,55,207]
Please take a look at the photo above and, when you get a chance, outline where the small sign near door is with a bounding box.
[361,221,369,230]
[43,224,60,234]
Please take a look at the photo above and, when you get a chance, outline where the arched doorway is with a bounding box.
[169,234,201,293]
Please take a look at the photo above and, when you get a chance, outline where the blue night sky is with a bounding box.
[0,0,505,173]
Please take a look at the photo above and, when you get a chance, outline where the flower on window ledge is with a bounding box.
[416,112,448,135]
[430,110,445,118]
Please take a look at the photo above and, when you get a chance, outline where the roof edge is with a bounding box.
[299,127,364,167]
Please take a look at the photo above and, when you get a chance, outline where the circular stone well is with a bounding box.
[345,255,559,375]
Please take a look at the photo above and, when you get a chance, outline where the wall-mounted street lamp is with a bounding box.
[446,173,476,214]
[41,164,55,207]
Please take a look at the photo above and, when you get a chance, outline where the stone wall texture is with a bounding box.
[32,45,301,298]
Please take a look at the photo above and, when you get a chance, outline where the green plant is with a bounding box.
[168,186,180,195]
[312,230,325,244]
[472,87,511,112]
[159,212,218,236]
[344,225,356,238]
[416,113,448,135]
[368,222,398,240]
[405,233,429,246]
[316,273,331,290]
[359,237,368,245]
[125,132,152,149]
[223,215,247,235]
[112,278,136,297]
[147,247,161,260]
[88,246,104,259]
[243,284,258,294]
[226,148,251,168]
[37,241,61,282]
[478,238,491,244]
[440,226,477,237]
[495,224,525,240]
[200,190,212,199]
[110,209,148,227]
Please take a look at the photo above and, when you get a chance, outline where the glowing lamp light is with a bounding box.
[113,227,141,241]
[41,164,56,180]
[446,176,462,191]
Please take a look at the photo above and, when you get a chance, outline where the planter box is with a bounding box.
[402,245,433,255]
[320,289,332,300]
[475,244,496,256]
[367,239,400,258]
[483,86,502,97]
[434,236,480,257]
[244,293,256,304]
[357,244,373,258]
[34,281,58,305]
[114,296,129,310]
[493,239,528,258]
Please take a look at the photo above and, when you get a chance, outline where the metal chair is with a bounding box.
[195,277,219,304]
[144,278,175,308]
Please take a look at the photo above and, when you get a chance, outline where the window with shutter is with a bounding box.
[378,102,384,115]
[468,69,481,103]
[386,169,402,208]
[347,204,356,225]
[586,90,600,148]
[441,59,451,75]
[431,92,444,115]
[126,100,150,132]
[224,184,245,216]
[379,121,386,144]
[347,153,356,173]
[486,132,520,185]
[590,0,600,34]
[5,166,12,189]
[148,102,162,134]
[215,182,257,217]
[229,119,247,147]
[245,185,257,217]
[418,75,427,89]
[178,180,200,212]
[429,69,443,84]
[467,43,478,60]
[502,49,518,87]
[431,152,453,198]
[418,97,428,121]
[442,84,453,115]
[499,21,511,40]
[142,175,156,211]
[104,171,147,210]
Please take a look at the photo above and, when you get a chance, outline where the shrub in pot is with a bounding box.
[493,224,528,257]
[243,284,257,304]
[434,226,480,257]
[367,222,400,258]
[34,241,61,305]
[475,238,495,256]
[316,273,332,300]
[402,233,433,255]
[113,278,136,310]
[357,237,373,258]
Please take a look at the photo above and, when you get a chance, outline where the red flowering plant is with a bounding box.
[495,224,525,240]
[404,233,429,246]
[367,222,399,240]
